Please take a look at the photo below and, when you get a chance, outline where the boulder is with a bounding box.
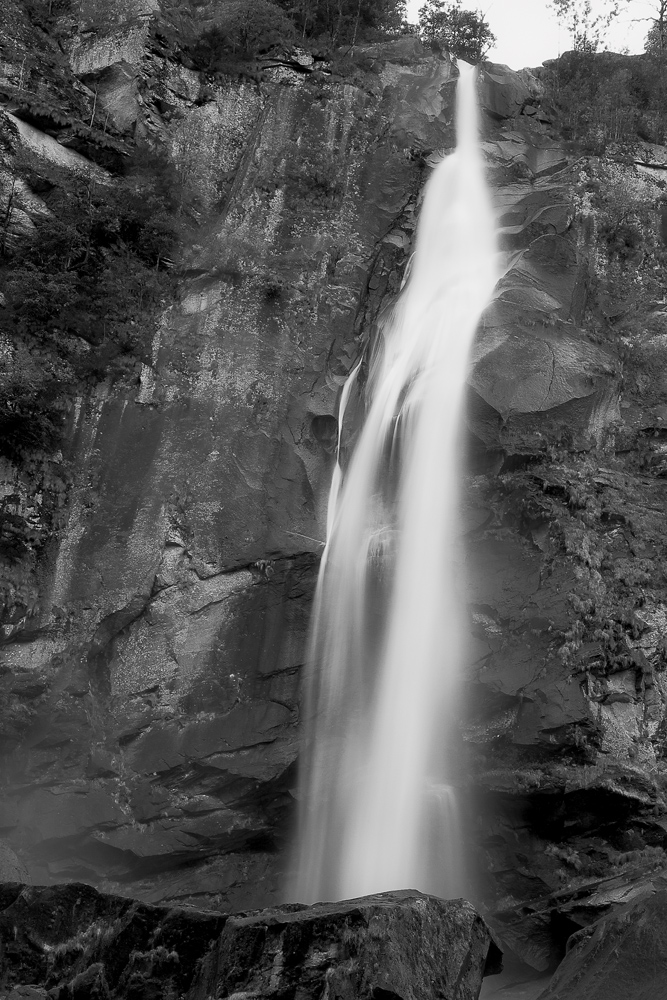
[537,887,667,1000]
[0,882,225,998]
[191,890,499,1000]
[0,883,498,1000]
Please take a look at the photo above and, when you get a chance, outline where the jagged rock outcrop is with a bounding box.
[0,883,497,1000]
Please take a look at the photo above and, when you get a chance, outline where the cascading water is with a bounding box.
[294,62,498,904]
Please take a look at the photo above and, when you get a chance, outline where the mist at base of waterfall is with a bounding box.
[292,62,498,904]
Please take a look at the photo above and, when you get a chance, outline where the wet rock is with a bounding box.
[485,848,667,973]
[0,841,29,882]
[0,882,225,998]
[537,885,667,1000]
[191,890,497,1000]
[0,884,496,1000]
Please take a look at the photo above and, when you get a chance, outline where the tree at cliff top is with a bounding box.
[548,0,622,51]
[160,0,293,69]
[162,0,408,62]
[276,0,408,44]
[541,48,667,146]
[418,0,495,62]
[553,0,667,60]
[643,0,667,51]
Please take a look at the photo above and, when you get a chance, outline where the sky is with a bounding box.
[404,0,653,70]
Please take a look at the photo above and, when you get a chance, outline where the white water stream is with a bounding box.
[294,63,498,903]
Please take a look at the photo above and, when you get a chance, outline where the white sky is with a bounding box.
[404,0,652,70]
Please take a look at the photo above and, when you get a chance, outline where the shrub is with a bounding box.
[418,0,495,62]
[190,0,296,68]
[540,50,667,149]
[278,0,407,46]
[3,187,171,356]
[0,146,181,460]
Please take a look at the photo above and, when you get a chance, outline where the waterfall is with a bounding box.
[294,62,497,903]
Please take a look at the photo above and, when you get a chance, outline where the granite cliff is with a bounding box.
[1,0,667,978]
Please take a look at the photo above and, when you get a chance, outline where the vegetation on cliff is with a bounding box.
[540,47,667,148]
[0,2,189,601]
[418,0,496,62]
[157,0,410,73]
[1,165,178,457]
[158,0,497,71]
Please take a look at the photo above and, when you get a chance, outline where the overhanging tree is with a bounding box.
[418,0,496,62]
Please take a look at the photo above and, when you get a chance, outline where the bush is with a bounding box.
[3,187,172,357]
[278,0,407,46]
[160,0,408,62]
[418,0,495,62]
[0,384,66,466]
[540,50,667,149]
[0,146,181,460]
[190,0,295,68]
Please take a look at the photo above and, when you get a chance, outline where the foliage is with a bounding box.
[548,0,621,52]
[0,380,66,466]
[277,0,407,44]
[159,0,292,70]
[418,0,495,62]
[541,50,667,149]
[0,148,181,461]
[284,143,344,202]
[159,0,408,64]
[191,0,295,68]
[644,1,667,52]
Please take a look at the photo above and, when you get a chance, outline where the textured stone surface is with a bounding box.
[0,12,459,906]
[0,881,225,998]
[0,884,496,1000]
[0,841,29,883]
[2,0,667,956]
[486,857,667,972]
[536,885,667,1000]
[191,890,496,1000]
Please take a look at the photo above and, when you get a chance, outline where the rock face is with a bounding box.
[460,126,667,966]
[0,7,459,905]
[0,883,496,1000]
[1,0,667,972]
[536,882,667,1000]
[0,842,29,883]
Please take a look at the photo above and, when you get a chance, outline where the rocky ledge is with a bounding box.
[0,884,498,1000]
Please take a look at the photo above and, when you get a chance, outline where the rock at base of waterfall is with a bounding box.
[0,841,29,883]
[192,889,499,1000]
[0,883,498,1000]
[536,888,667,1000]
[0,882,226,998]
